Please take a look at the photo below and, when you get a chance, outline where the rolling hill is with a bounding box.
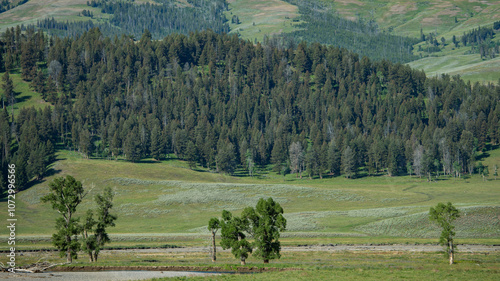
[0,0,499,82]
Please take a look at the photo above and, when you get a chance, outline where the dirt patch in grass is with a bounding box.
[254,2,297,13]
[421,16,443,26]
[389,3,417,14]
[50,265,298,273]
[335,0,365,6]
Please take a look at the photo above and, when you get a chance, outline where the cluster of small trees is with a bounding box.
[280,0,419,63]
[208,198,286,265]
[42,176,117,263]
[419,23,499,60]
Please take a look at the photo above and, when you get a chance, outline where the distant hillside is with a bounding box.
[0,0,499,82]
[225,0,500,83]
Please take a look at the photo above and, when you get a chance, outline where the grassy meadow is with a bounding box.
[224,0,302,43]
[1,146,499,251]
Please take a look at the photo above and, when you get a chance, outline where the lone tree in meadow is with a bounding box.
[207,217,220,262]
[243,197,287,263]
[220,210,252,265]
[429,202,460,265]
[41,176,86,263]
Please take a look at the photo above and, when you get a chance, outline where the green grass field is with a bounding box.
[0,71,50,116]
[224,0,302,43]
[1,147,498,249]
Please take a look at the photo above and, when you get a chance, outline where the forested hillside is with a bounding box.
[0,0,28,14]
[279,0,420,63]
[1,28,499,192]
[32,0,229,39]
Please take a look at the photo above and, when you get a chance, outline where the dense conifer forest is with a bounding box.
[0,27,499,192]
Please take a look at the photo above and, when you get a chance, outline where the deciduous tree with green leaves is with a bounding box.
[429,202,460,265]
[220,210,252,265]
[81,187,117,262]
[243,198,287,264]
[207,217,220,262]
[41,176,86,263]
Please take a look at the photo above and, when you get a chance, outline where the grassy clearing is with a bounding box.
[0,0,113,31]
[325,0,500,38]
[408,54,500,84]
[225,0,302,43]
[0,71,50,116]
[1,146,499,249]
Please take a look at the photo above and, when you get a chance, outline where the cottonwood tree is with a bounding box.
[429,202,460,265]
[243,198,286,264]
[41,176,87,263]
[81,187,117,262]
[207,217,220,262]
[220,210,252,265]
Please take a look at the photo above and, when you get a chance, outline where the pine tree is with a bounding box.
[186,140,198,169]
[2,71,14,111]
[150,124,163,161]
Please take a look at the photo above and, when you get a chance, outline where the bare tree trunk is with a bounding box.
[211,231,217,262]
[67,249,72,264]
[449,242,454,265]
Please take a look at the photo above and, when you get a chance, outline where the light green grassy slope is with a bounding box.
[224,0,301,43]
[1,148,498,246]
[226,0,500,84]
[0,72,50,115]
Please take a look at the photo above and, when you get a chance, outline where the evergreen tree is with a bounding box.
[216,139,237,174]
[342,146,356,179]
[150,124,163,161]
[186,140,198,169]
[2,71,14,111]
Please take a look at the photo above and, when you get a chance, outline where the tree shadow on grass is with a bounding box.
[20,168,62,192]
[14,91,31,104]
[476,152,490,162]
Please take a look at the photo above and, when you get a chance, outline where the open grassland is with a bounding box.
[408,31,500,84]
[324,0,500,38]
[0,0,100,31]
[7,250,500,280]
[0,148,499,248]
[0,71,50,115]
[224,0,302,43]
[408,54,500,84]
